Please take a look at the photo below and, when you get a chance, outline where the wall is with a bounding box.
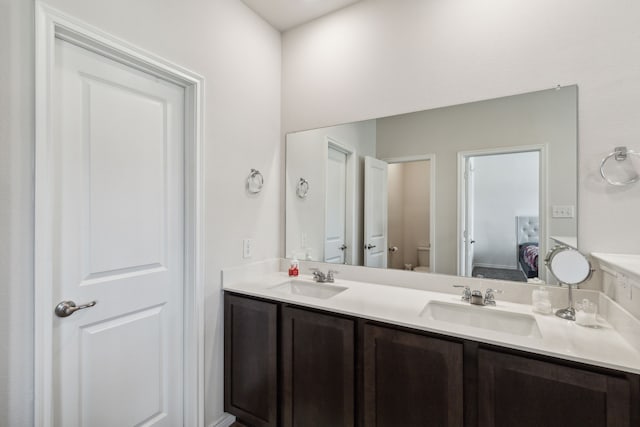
[472,152,539,270]
[285,120,376,264]
[281,0,640,263]
[387,163,405,269]
[402,161,431,267]
[386,161,430,270]
[0,0,35,425]
[373,87,576,274]
[0,0,281,425]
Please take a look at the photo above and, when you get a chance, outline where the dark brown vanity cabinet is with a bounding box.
[477,348,639,427]
[224,292,639,427]
[224,294,278,427]
[363,324,464,427]
[282,306,355,427]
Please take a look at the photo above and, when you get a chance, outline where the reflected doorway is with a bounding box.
[379,155,435,272]
[458,147,543,282]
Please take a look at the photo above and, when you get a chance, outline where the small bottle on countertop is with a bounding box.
[288,257,299,277]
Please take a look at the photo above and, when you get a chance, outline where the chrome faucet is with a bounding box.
[483,288,503,306]
[453,285,472,302]
[310,268,338,283]
[453,285,502,306]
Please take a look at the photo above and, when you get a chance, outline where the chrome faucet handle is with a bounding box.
[310,268,326,282]
[453,285,472,302]
[483,288,503,306]
[326,270,339,282]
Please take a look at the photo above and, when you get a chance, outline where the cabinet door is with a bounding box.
[224,294,278,427]
[282,306,355,427]
[478,348,634,427]
[363,324,464,427]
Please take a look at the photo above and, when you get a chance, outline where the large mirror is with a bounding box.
[285,86,577,283]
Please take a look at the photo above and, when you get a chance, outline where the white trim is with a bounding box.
[34,4,205,426]
[209,413,237,427]
[456,144,548,279]
[383,154,436,272]
[325,136,357,265]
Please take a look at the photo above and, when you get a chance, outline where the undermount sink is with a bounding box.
[270,279,348,299]
[421,300,542,338]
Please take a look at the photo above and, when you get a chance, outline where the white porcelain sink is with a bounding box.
[421,300,542,338]
[270,280,348,299]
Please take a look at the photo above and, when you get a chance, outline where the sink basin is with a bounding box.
[270,280,348,299]
[421,301,542,338]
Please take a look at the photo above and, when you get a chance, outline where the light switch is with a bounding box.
[243,239,252,258]
[551,205,575,218]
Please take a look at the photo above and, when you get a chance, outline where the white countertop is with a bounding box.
[222,260,640,375]
[592,252,640,282]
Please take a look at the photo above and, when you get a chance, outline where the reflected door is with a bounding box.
[464,157,476,276]
[364,156,388,268]
[51,38,185,426]
[325,147,347,263]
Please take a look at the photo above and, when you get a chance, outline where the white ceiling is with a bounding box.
[240,0,361,32]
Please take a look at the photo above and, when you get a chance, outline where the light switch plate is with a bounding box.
[551,205,575,218]
[243,239,252,258]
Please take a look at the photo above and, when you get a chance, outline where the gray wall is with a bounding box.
[375,88,577,275]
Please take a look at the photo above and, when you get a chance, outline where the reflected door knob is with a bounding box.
[339,244,347,251]
[365,244,376,250]
[55,300,97,318]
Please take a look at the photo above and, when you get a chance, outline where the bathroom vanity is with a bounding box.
[222,261,640,427]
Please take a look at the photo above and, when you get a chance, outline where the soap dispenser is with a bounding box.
[288,256,299,277]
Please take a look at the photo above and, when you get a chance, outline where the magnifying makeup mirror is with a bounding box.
[545,246,594,321]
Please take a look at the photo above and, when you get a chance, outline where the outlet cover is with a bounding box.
[242,239,252,258]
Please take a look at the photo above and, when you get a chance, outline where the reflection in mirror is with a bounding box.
[286,86,578,284]
[545,245,593,320]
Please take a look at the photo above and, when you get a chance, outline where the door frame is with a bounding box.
[383,154,436,272]
[456,145,547,278]
[325,137,356,265]
[34,4,205,426]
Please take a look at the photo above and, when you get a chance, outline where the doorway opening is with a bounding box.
[458,146,545,282]
[383,155,435,273]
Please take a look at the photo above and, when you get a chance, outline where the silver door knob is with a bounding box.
[55,300,97,318]
[365,244,376,250]
[339,244,347,251]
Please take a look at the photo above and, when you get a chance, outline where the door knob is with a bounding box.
[55,300,97,318]
[365,244,376,250]
[339,244,347,251]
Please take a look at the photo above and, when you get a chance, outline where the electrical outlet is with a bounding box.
[551,205,575,218]
[242,239,252,259]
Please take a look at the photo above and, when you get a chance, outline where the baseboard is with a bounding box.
[209,412,236,427]
[472,263,518,270]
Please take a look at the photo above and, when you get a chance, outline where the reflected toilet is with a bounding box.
[414,246,431,273]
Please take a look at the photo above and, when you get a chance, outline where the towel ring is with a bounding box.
[599,146,639,186]
[296,178,309,198]
[247,169,264,194]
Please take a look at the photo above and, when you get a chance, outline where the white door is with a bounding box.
[463,157,476,277]
[325,147,347,263]
[51,38,185,426]
[364,156,388,268]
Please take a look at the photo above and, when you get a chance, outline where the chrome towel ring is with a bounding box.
[599,146,639,186]
[247,168,264,194]
[296,178,309,198]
